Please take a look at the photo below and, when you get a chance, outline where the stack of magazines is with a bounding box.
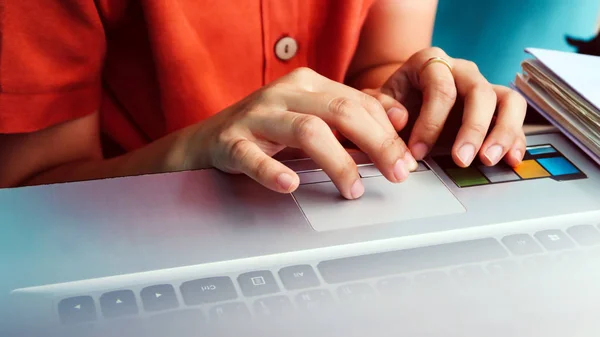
[513,48,600,165]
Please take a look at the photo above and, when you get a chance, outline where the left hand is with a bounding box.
[363,47,527,168]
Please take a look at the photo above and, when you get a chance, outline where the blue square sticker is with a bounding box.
[537,157,580,176]
[527,145,556,156]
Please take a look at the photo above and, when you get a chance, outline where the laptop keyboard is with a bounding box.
[56,223,600,329]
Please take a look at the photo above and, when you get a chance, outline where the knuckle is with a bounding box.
[379,136,399,154]
[285,67,319,91]
[361,94,384,115]
[492,126,518,145]
[227,137,252,161]
[420,118,444,135]
[430,79,457,103]
[465,122,489,137]
[255,87,280,106]
[509,90,528,109]
[429,46,445,55]
[328,97,357,121]
[333,156,357,181]
[252,155,272,181]
[471,83,496,101]
[293,115,327,140]
[464,60,480,72]
[498,122,520,138]
[289,67,315,82]
[216,126,237,147]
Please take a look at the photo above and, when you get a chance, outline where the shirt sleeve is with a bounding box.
[0,0,106,133]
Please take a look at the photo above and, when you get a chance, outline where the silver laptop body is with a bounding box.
[1,131,599,336]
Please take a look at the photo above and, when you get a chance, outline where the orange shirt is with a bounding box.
[0,0,375,155]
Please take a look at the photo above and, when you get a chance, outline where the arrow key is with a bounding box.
[100,290,138,319]
[141,284,179,312]
[58,296,97,325]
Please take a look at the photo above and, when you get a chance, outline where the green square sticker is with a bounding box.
[446,167,489,187]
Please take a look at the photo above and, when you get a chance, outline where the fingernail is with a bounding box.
[458,143,476,166]
[387,107,406,119]
[277,173,295,192]
[484,144,503,165]
[411,142,429,160]
[404,151,418,172]
[393,158,409,182]
[350,179,365,199]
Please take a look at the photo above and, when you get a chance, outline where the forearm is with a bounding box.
[346,62,404,90]
[347,0,437,90]
[21,127,194,187]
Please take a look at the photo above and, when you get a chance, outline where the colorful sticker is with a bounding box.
[434,144,586,188]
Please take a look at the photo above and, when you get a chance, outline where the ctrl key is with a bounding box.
[180,277,237,305]
[58,296,97,325]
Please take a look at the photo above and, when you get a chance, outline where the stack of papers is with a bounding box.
[513,48,600,165]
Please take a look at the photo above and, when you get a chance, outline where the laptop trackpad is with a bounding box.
[292,171,466,232]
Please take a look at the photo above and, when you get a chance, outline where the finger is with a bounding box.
[249,110,365,199]
[403,48,458,160]
[284,90,417,181]
[478,86,527,166]
[450,60,497,167]
[224,138,300,194]
[505,133,527,167]
[283,68,400,136]
[362,88,409,131]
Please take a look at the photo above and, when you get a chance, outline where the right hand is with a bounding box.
[184,67,418,200]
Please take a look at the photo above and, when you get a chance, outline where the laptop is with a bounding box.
[1,130,599,336]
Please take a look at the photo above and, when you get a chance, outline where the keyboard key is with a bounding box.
[98,317,142,336]
[450,265,486,283]
[298,171,330,185]
[141,284,178,312]
[358,165,382,178]
[527,145,556,156]
[283,159,320,173]
[502,234,543,255]
[486,260,519,277]
[279,265,320,290]
[209,302,251,322]
[180,277,237,305]
[555,250,585,266]
[317,238,507,284]
[295,289,334,311]
[535,230,575,251]
[537,157,580,176]
[588,246,600,261]
[478,164,520,183]
[253,296,294,317]
[58,296,97,325]
[337,283,375,302]
[414,271,450,287]
[416,161,429,172]
[567,225,600,246]
[146,309,205,335]
[237,271,279,297]
[522,255,554,272]
[99,290,138,319]
[376,277,410,295]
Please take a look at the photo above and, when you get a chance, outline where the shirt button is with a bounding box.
[274,36,298,61]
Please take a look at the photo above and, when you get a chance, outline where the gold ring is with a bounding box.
[419,57,453,75]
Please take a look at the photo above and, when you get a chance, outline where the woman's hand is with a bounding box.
[184,68,418,199]
[367,47,528,168]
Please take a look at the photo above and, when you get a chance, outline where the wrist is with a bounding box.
[163,124,203,173]
[346,62,403,90]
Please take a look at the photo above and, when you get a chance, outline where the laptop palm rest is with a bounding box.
[292,171,466,232]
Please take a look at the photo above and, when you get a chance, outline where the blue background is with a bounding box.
[432,0,600,86]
